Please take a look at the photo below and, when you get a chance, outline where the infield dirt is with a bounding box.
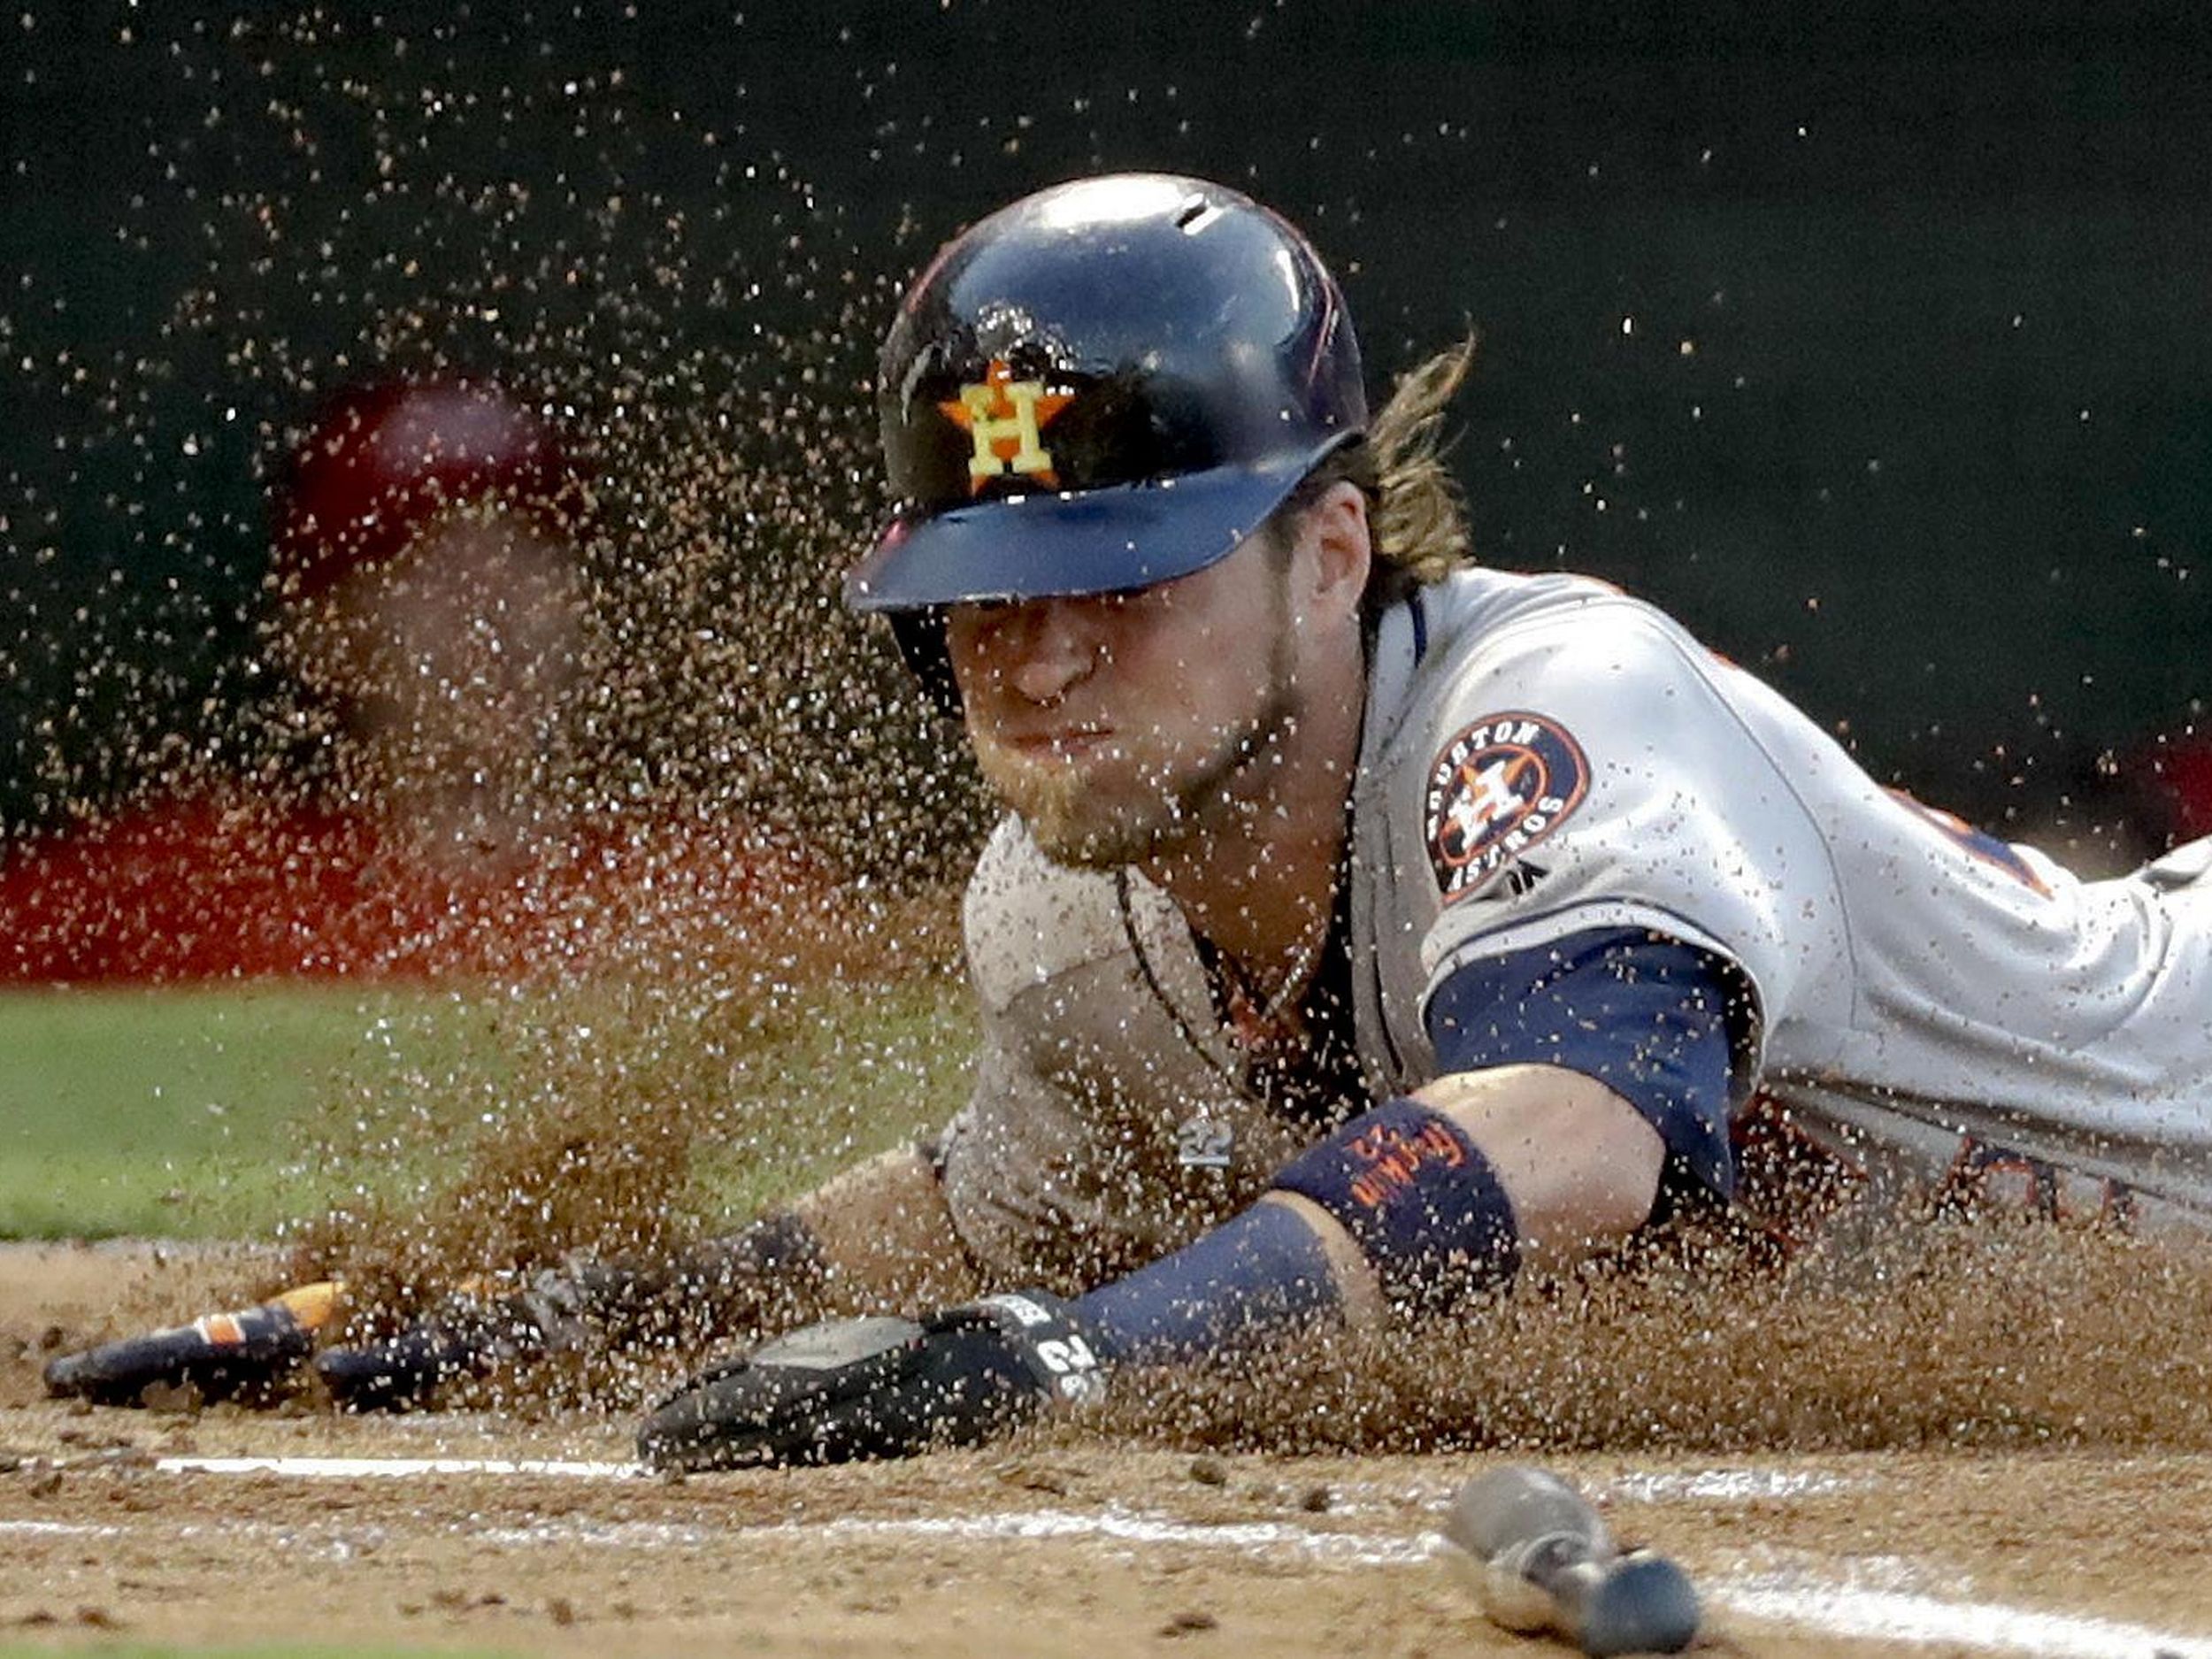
[9,1240,2212,1656]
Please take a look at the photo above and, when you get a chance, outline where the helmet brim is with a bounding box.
[845,440,1351,613]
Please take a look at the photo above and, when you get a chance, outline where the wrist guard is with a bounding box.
[1271,1095,1521,1315]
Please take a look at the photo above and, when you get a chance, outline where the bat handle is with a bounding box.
[42,1280,345,1404]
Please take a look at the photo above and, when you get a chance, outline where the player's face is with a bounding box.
[947,532,1301,869]
[287,512,584,782]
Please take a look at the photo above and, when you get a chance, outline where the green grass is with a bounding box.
[0,975,975,1241]
[0,985,483,1239]
[692,973,979,1221]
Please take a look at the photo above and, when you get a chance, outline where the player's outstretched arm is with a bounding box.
[315,1141,982,1410]
[635,1066,1664,1471]
[47,1141,980,1413]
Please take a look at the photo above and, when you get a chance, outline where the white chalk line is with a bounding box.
[157,1454,643,1480]
[12,1456,2208,1655]
[147,1455,1855,1500]
[0,1502,1425,1567]
[1718,1570,2212,1659]
[1599,1466,1854,1502]
[0,1518,122,1539]
[806,1506,1435,1566]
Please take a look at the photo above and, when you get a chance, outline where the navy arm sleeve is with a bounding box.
[1423,926,1745,1198]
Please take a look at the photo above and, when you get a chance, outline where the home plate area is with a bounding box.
[3,1403,2210,1657]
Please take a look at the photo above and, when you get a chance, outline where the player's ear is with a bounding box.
[1303,480,1371,626]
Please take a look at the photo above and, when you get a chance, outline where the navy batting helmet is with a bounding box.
[846,173,1368,634]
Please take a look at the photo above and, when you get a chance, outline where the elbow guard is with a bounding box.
[1271,1096,1520,1316]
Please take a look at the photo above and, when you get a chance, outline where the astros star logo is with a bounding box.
[941,359,1074,493]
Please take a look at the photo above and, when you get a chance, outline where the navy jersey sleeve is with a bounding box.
[1422,926,1746,1197]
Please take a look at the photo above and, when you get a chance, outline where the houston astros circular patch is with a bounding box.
[1423,712,1590,903]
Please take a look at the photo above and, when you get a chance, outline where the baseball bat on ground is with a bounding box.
[1442,1466,1701,1656]
[42,1280,345,1406]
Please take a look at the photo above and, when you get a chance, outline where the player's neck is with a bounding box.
[1145,655,1363,978]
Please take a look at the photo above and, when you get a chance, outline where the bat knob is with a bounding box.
[1578,1554,1701,1656]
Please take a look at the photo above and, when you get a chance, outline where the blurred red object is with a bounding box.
[0,797,827,984]
[2138,735,2212,844]
[0,375,836,983]
[272,380,581,601]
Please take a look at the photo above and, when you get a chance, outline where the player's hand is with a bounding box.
[634,1292,1110,1471]
[318,1211,826,1412]
[43,1281,345,1408]
[314,1261,618,1412]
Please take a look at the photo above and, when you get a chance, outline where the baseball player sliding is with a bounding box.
[51,174,2212,1469]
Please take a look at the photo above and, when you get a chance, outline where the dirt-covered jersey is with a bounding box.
[937,567,2212,1284]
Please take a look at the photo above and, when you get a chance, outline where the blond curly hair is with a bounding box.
[1276,335,1479,620]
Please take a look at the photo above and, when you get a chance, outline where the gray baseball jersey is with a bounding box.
[937,566,2212,1286]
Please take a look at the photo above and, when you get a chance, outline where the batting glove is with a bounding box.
[312,1258,641,1411]
[318,1212,826,1412]
[634,1292,1110,1471]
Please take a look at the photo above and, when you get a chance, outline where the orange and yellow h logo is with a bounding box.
[941,360,1072,493]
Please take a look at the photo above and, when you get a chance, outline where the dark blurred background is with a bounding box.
[6,0,2210,863]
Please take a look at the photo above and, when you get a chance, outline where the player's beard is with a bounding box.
[970,620,1302,872]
